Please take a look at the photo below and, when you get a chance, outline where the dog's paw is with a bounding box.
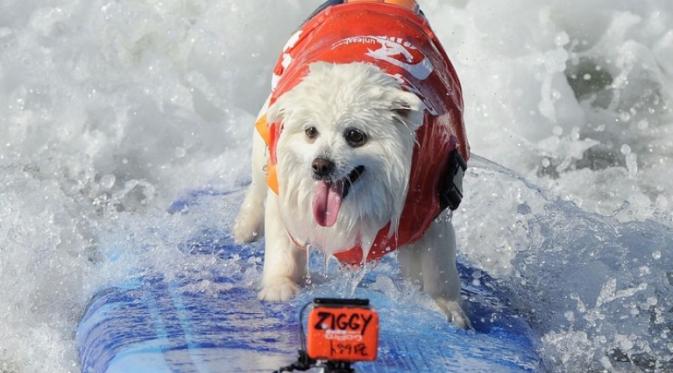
[233,214,263,244]
[435,298,472,329]
[258,278,300,302]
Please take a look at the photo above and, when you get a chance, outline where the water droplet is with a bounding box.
[619,112,631,122]
[620,144,631,155]
[637,119,649,130]
[100,174,116,190]
[554,32,569,47]
[564,311,575,322]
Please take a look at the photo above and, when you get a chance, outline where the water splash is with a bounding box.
[1,0,673,372]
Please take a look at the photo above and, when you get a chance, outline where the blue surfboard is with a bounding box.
[76,189,542,372]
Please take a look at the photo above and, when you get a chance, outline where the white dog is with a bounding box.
[234,1,470,328]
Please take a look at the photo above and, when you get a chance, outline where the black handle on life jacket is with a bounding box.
[439,149,467,211]
[304,0,344,24]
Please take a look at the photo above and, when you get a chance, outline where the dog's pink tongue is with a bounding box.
[312,181,343,227]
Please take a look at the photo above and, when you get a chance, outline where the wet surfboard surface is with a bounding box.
[76,189,542,372]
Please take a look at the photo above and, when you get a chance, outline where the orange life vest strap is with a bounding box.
[255,115,280,194]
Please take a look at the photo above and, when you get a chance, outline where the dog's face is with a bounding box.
[268,62,424,254]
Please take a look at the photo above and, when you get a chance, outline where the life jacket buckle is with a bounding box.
[440,150,467,211]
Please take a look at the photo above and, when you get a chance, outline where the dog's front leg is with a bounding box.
[258,192,306,301]
[234,117,268,244]
[399,215,471,329]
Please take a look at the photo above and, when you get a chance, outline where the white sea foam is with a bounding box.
[0,0,672,372]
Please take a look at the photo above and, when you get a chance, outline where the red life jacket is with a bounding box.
[255,0,469,265]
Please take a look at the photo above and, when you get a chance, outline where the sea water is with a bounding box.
[0,0,672,372]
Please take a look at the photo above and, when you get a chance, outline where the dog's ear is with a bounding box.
[266,92,291,124]
[267,62,334,124]
[266,101,282,123]
[390,89,424,131]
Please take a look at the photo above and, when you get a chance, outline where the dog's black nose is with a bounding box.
[312,157,335,178]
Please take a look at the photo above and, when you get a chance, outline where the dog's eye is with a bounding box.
[344,128,367,147]
[305,126,319,140]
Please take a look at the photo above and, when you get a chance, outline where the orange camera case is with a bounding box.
[307,305,379,362]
